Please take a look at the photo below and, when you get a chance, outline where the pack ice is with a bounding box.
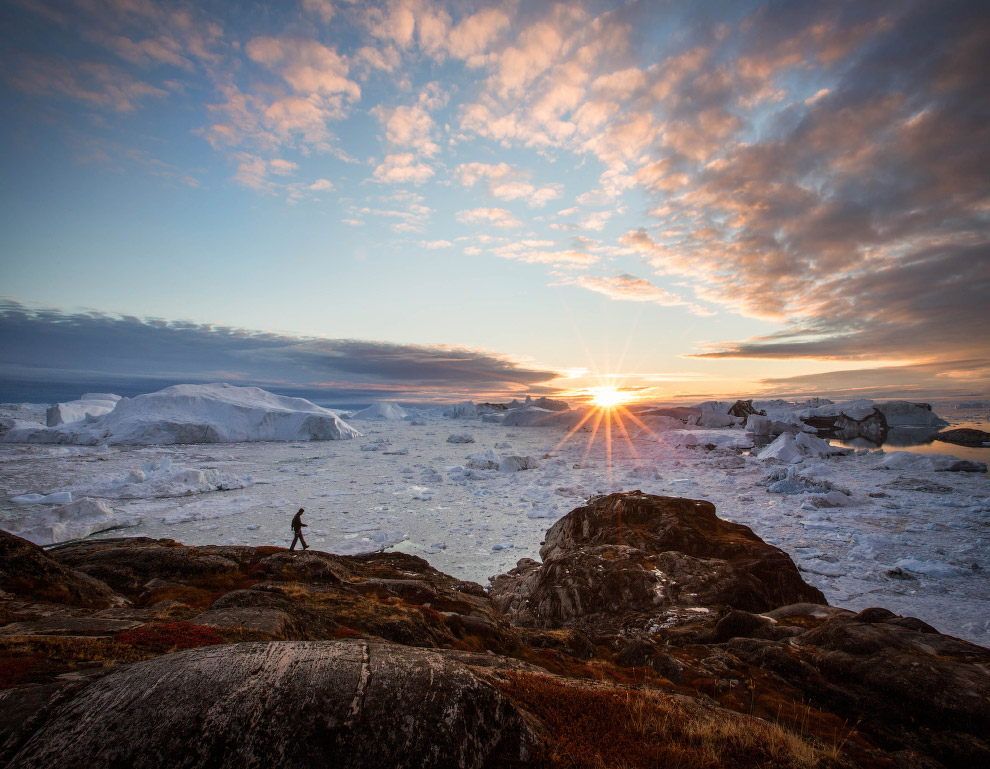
[2,384,360,445]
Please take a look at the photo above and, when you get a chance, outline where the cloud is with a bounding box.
[372,103,439,156]
[559,273,685,305]
[491,243,598,267]
[0,300,559,401]
[420,240,452,248]
[6,57,167,112]
[301,0,336,24]
[246,37,360,100]
[372,153,435,184]
[456,207,522,228]
[453,162,562,207]
[756,359,990,400]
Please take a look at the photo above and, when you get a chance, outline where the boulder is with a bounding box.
[0,530,119,608]
[490,492,824,631]
[728,400,764,419]
[3,641,540,769]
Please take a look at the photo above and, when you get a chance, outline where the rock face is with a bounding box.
[0,530,119,608]
[490,492,824,630]
[5,640,538,769]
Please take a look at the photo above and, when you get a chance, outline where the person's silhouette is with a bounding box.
[289,508,308,551]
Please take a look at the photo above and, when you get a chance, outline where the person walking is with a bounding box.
[289,507,309,551]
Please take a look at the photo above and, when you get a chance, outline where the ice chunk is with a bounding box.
[660,430,754,450]
[881,452,987,473]
[69,457,253,499]
[466,449,501,470]
[498,455,541,472]
[15,497,138,545]
[894,558,971,579]
[11,491,73,505]
[757,431,838,462]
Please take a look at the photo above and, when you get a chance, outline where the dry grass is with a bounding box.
[497,671,851,769]
[0,636,152,688]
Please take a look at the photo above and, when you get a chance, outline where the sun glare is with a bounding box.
[590,386,629,409]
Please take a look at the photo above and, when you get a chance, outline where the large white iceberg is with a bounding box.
[350,401,409,420]
[46,393,121,426]
[2,383,360,445]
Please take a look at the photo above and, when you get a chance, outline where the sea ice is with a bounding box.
[66,457,253,499]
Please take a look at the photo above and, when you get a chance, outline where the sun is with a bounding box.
[589,386,630,409]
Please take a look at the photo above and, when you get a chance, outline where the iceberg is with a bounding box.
[350,401,409,420]
[46,393,121,426]
[757,431,842,462]
[2,383,360,445]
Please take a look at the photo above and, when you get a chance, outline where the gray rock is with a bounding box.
[6,640,540,769]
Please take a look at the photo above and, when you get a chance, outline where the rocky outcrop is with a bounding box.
[490,492,824,631]
[0,530,120,608]
[3,491,989,769]
[4,640,539,769]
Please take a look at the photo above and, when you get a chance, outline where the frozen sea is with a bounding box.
[2,405,989,646]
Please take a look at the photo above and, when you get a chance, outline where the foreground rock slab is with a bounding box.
[4,640,538,769]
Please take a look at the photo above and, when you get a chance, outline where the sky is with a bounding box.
[1,0,988,404]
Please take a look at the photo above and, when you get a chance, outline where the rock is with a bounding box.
[728,400,764,419]
[3,641,540,769]
[49,538,243,594]
[614,638,684,682]
[711,610,776,642]
[190,607,298,637]
[490,492,824,631]
[790,612,990,761]
[0,530,119,608]
[446,433,476,443]
[935,428,990,446]
[0,616,142,638]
